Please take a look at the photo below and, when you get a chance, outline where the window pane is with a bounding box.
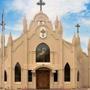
[4,70,7,82]
[28,70,32,82]
[77,71,79,81]
[54,70,58,82]
[64,63,70,82]
[15,63,21,82]
[36,43,50,62]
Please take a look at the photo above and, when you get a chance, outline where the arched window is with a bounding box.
[77,71,79,81]
[64,63,70,82]
[4,70,7,82]
[15,63,21,82]
[36,43,50,62]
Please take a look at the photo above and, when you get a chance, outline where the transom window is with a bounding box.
[36,43,50,62]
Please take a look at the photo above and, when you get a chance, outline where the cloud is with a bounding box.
[2,0,90,53]
[5,0,90,31]
[6,0,89,21]
[80,36,89,53]
[80,18,90,26]
[4,0,89,34]
[5,15,23,34]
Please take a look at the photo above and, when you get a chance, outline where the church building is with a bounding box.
[0,0,90,90]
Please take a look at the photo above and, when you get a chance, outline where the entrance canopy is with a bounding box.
[32,65,56,73]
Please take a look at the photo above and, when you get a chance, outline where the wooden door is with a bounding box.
[36,70,50,89]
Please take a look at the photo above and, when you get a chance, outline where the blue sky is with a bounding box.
[0,0,90,53]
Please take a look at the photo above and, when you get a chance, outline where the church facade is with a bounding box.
[0,1,90,90]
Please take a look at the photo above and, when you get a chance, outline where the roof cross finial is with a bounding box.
[37,0,45,11]
[75,24,80,34]
[0,10,6,31]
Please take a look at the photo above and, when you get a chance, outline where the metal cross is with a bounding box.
[37,0,45,11]
[75,24,80,34]
[0,10,6,31]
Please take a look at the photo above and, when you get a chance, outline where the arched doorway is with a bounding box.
[36,67,50,89]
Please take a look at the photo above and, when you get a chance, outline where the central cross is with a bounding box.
[37,0,45,11]
[75,24,80,34]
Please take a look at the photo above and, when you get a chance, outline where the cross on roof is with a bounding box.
[75,24,80,34]
[37,0,45,11]
[0,10,6,31]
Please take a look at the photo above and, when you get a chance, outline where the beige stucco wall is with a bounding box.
[0,11,89,90]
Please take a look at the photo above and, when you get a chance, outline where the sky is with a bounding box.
[0,0,90,53]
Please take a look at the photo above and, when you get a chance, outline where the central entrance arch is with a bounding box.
[36,67,50,89]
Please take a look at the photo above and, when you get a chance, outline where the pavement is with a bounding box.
[21,88,90,90]
[2,88,90,90]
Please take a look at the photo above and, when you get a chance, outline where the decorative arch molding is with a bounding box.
[14,62,22,68]
[37,42,49,47]
[34,42,53,51]
[64,62,71,82]
[33,64,53,71]
[14,62,21,82]
[36,42,50,50]
[64,62,71,68]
